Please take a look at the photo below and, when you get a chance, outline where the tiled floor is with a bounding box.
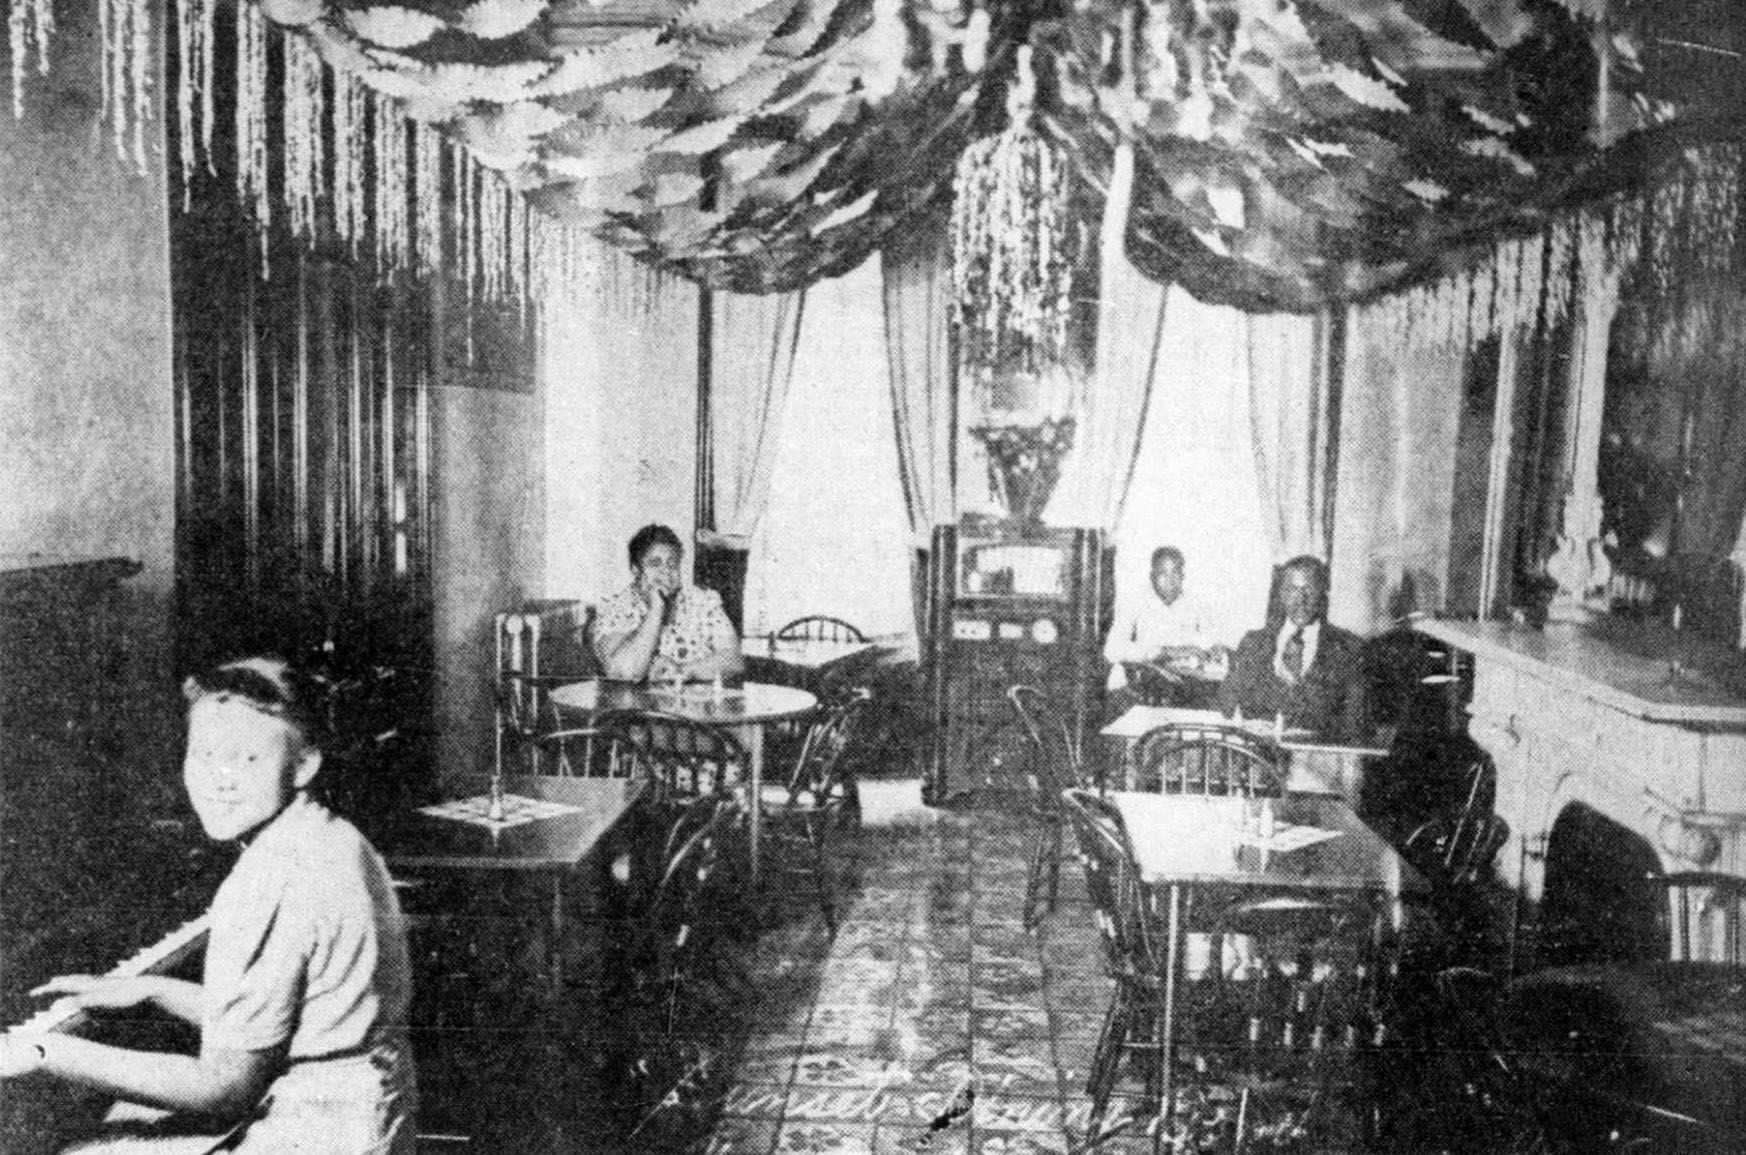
[701,804,1161,1155]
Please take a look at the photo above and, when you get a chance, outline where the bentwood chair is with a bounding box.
[495,671,566,776]
[1132,722,1285,797]
[532,725,627,778]
[592,710,746,802]
[1008,685,1084,930]
[1400,764,1509,957]
[633,794,748,1036]
[1061,787,1175,1145]
[773,615,868,644]
[1210,890,1390,1145]
[761,690,870,933]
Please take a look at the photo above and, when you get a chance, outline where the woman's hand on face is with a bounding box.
[29,974,159,1012]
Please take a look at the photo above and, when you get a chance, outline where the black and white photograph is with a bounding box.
[4,0,1746,1150]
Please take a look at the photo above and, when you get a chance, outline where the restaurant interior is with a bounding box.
[6,0,1746,1151]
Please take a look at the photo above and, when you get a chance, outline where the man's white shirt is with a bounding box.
[1104,594,1208,690]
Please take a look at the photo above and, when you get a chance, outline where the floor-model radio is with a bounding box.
[924,522,1109,801]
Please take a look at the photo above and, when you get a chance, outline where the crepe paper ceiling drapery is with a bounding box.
[230,0,1689,306]
[7,0,1729,309]
[238,0,986,295]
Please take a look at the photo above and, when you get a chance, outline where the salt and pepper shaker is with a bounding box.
[487,772,505,824]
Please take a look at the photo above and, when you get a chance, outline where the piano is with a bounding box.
[1,917,223,1154]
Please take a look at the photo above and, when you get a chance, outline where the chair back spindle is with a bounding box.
[773,615,868,645]
[1132,723,1284,797]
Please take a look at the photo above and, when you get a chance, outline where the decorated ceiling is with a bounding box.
[232,0,1679,306]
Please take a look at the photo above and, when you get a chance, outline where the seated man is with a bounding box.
[1103,546,1225,710]
[592,524,745,684]
[1218,554,1368,741]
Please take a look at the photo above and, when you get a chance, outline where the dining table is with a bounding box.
[547,678,819,881]
[1108,789,1424,1147]
[375,774,649,993]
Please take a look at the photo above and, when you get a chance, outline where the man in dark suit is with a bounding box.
[1217,555,1369,741]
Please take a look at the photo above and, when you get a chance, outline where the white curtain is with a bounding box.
[747,259,914,637]
[1115,286,1279,646]
[1246,310,1329,562]
[1327,299,1466,634]
[1046,143,1164,531]
[701,288,805,548]
[881,211,956,539]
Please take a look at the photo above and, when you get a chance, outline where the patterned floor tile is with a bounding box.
[721,1081,798,1120]
[971,1130,1072,1154]
[971,1005,1052,1040]
[791,1044,908,1090]
[969,1041,1062,1096]
[808,1003,897,1037]
[781,1086,928,1127]
[971,1093,1066,1133]
[871,1124,971,1154]
[771,1119,878,1153]
[704,1115,781,1154]
[1045,1008,1108,1044]
[735,1035,810,1087]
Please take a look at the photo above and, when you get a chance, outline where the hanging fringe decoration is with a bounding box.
[334,73,369,254]
[284,32,324,240]
[414,118,444,280]
[96,0,152,172]
[479,170,505,305]
[235,0,270,268]
[175,0,218,202]
[374,92,410,279]
[509,192,528,323]
[11,0,55,119]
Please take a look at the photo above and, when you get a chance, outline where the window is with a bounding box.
[1113,292,1278,647]
[746,259,914,637]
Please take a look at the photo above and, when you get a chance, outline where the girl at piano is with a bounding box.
[0,657,416,1153]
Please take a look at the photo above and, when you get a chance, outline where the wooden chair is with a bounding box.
[1061,787,1173,1146]
[531,725,626,778]
[1132,722,1285,797]
[495,671,565,776]
[1400,766,1509,954]
[636,794,747,1037]
[494,602,592,776]
[1007,684,1084,929]
[1656,871,1746,963]
[761,691,869,933]
[1211,889,1388,1133]
[591,709,746,802]
[773,615,868,644]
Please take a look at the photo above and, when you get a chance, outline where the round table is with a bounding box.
[549,679,818,879]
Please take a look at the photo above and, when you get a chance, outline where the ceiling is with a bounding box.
[266,0,1734,308]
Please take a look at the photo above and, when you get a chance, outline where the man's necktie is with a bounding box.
[1282,627,1305,683]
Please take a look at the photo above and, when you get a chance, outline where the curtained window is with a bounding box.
[746,259,914,638]
[1113,288,1314,647]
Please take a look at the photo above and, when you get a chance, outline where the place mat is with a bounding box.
[1236,823,1345,853]
[417,793,585,830]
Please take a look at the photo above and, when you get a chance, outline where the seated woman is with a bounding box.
[592,523,745,684]
[0,657,416,1153]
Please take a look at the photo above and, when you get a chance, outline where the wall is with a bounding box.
[431,376,545,782]
[544,262,699,607]
[0,7,177,769]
